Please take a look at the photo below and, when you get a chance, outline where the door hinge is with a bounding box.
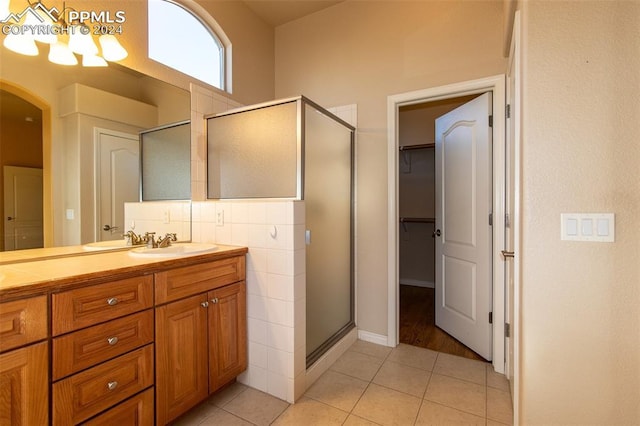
[489,312,493,324]
[489,213,493,226]
[506,104,511,119]
[488,115,493,127]
[505,322,511,338]
[505,213,511,228]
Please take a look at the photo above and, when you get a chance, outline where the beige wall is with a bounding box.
[520,1,640,424]
[275,0,506,335]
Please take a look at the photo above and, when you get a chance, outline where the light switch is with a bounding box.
[581,219,593,236]
[561,213,614,242]
[597,219,609,236]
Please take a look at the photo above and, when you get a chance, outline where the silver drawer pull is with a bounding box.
[107,381,118,391]
[106,297,118,306]
[201,301,209,308]
[107,336,119,346]
[211,298,219,304]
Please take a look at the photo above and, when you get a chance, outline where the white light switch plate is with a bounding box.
[561,213,615,242]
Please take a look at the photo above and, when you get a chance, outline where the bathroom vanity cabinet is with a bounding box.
[51,276,155,425]
[0,245,247,426]
[155,257,247,425]
[0,296,49,425]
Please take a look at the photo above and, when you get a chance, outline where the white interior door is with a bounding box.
[3,166,43,250]
[435,93,493,360]
[96,130,139,241]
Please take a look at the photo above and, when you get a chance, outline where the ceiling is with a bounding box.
[241,0,344,27]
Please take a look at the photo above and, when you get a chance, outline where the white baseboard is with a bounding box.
[399,278,435,289]
[357,329,391,347]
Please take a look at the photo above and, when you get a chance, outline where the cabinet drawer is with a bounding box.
[53,310,154,380]
[53,344,154,426]
[155,256,245,304]
[53,275,153,335]
[0,295,48,352]
[82,388,154,426]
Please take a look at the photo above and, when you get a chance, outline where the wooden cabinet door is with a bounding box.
[208,281,247,392]
[156,294,209,425]
[0,342,48,425]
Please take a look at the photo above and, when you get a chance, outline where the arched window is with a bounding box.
[148,0,229,91]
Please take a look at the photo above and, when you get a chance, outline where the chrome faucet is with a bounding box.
[156,233,177,248]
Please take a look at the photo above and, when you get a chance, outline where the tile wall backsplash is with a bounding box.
[192,200,306,402]
[124,201,191,241]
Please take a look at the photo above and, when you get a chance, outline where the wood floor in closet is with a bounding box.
[399,285,486,362]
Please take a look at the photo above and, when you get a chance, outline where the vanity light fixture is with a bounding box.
[1,0,127,67]
[48,40,77,65]
[98,34,127,61]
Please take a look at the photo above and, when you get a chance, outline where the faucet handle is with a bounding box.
[144,232,156,248]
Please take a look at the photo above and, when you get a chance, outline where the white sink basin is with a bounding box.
[128,243,218,258]
[83,239,129,251]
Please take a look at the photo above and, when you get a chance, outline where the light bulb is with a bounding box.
[99,34,127,61]
[68,26,98,55]
[48,41,77,65]
[3,32,39,56]
[82,54,108,67]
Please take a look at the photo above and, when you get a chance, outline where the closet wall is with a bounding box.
[398,96,477,288]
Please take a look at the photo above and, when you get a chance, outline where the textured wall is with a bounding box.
[520,1,640,423]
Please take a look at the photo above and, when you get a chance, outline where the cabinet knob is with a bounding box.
[201,301,209,308]
[106,297,118,306]
[107,381,118,391]
[107,336,119,346]
[211,297,219,304]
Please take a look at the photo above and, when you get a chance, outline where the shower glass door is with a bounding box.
[304,102,354,366]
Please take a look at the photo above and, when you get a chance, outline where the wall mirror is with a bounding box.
[0,49,191,252]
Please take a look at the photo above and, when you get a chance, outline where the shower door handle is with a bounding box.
[305,230,312,245]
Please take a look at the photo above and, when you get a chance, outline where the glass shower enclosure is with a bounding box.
[206,96,354,366]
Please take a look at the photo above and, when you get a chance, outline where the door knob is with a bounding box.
[103,224,119,231]
[432,229,441,238]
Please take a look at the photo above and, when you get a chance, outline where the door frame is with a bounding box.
[387,74,506,373]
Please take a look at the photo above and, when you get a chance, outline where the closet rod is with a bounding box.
[399,217,435,224]
[399,143,435,151]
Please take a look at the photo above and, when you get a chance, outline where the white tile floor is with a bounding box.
[174,340,513,426]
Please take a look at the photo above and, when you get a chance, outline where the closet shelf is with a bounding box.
[399,143,435,151]
[399,217,435,224]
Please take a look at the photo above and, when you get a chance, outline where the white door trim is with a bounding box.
[386,74,506,373]
[506,10,522,424]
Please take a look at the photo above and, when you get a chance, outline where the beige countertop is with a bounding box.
[0,244,248,301]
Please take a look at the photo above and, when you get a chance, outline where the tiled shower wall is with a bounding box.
[192,200,307,402]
